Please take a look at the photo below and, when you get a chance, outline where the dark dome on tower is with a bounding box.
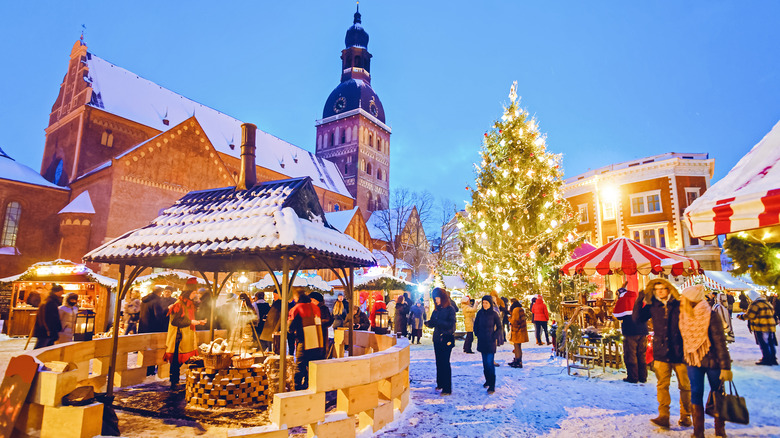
[345,9,369,48]
[322,78,385,122]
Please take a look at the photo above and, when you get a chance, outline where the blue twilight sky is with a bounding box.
[1,1,779,207]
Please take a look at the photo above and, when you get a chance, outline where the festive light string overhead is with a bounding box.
[459,82,583,298]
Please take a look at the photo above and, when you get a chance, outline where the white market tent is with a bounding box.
[679,270,766,292]
[684,120,780,239]
[252,272,332,291]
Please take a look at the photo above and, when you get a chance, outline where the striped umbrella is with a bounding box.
[561,237,703,277]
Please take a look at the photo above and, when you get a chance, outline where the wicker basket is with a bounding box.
[202,352,233,370]
[232,356,254,369]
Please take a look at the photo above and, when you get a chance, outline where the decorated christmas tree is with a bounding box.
[459,82,582,308]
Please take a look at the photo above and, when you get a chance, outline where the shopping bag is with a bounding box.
[705,380,749,424]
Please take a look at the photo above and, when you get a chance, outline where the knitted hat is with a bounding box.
[681,284,705,303]
[184,276,198,292]
[309,292,324,303]
[747,289,760,302]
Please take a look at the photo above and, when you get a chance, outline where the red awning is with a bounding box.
[684,120,780,238]
[561,237,702,277]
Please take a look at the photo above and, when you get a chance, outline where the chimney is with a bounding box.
[237,123,257,190]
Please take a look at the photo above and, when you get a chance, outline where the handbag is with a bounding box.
[705,380,749,424]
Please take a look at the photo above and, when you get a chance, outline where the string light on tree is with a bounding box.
[459,82,583,303]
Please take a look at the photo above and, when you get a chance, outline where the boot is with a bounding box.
[650,415,670,429]
[714,416,727,437]
[690,404,704,438]
[679,415,692,427]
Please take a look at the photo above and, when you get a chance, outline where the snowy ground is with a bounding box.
[379,318,780,437]
[1,317,778,437]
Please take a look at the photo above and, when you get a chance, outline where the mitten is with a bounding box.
[719,369,733,381]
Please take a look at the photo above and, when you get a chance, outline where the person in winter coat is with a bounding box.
[139,286,167,333]
[57,293,79,344]
[351,306,371,331]
[738,292,749,312]
[474,295,502,394]
[531,295,550,345]
[508,299,529,368]
[253,291,271,335]
[409,300,426,344]
[490,291,506,346]
[122,290,142,335]
[614,287,649,383]
[712,293,734,342]
[634,278,692,429]
[309,292,332,358]
[33,284,65,348]
[394,295,410,338]
[164,286,205,389]
[501,297,511,334]
[331,293,349,329]
[288,291,324,390]
[738,290,778,365]
[679,285,732,438]
[426,288,457,395]
[461,296,478,354]
[259,295,282,353]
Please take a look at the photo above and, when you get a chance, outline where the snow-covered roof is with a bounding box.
[324,207,360,233]
[84,177,375,271]
[82,52,351,199]
[419,274,467,290]
[251,273,332,291]
[58,191,95,214]
[327,268,413,288]
[132,270,207,285]
[0,150,68,190]
[365,208,414,240]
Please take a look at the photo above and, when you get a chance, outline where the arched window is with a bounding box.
[344,163,349,174]
[1,202,22,247]
[355,56,362,68]
[376,195,383,210]
[368,133,373,148]
[54,159,64,185]
[341,131,346,144]
[101,130,114,147]
[330,132,335,147]
[359,159,366,172]
[366,162,372,175]
[367,192,374,210]
[377,138,382,153]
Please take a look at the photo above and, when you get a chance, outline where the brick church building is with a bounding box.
[0,9,390,278]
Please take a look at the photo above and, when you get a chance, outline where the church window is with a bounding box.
[330,132,335,147]
[368,133,373,148]
[359,159,366,172]
[377,138,382,153]
[376,195,383,210]
[355,56,362,68]
[368,192,374,210]
[101,130,114,147]
[341,130,346,144]
[344,163,349,174]
[334,204,341,212]
[366,162,372,175]
[1,201,21,247]
[54,159,64,185]
[377,168,382,181]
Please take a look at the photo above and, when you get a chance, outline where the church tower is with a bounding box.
[315,6,390,218]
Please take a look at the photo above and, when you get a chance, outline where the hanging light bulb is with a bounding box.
[502,222,510,230]
[479,220,486,230]
[551,219,558,228]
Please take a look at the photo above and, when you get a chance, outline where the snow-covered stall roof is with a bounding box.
[132,270,207,285]
[372,249,412,271]
[251,273,332,292]
[0,147,68,190]
[328,267,413,288]
[419,274,467,290]
[1,259,117,288]
[684,120,780,238]
[58,191,95,214]
[81,52,351,199]
[84,177,375,272]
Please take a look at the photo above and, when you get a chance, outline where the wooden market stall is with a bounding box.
[1,259,116,336]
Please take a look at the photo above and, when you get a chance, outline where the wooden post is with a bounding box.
[106,264,125,396]
[279,257,290,393]
[211,272,218,342]
[348,267,354,357]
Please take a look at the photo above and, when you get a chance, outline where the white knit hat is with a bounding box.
[747,289,761,302]
[681,284,706,303]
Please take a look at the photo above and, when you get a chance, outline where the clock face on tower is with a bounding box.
[334,96,347,113]
[369,99,378,117]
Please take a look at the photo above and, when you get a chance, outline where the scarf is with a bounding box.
[679,300,711,367]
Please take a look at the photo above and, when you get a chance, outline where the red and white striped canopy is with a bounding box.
[680,275,725,292]
[684,120,780,239]
[561,237,703,277]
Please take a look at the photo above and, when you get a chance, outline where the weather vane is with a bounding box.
[80,24,86,43]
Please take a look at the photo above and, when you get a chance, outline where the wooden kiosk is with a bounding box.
[2,260,116,336]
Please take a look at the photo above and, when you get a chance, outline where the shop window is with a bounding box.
[1,201,21,247]
[607,236,616,242]
[578,204,588,224]
[630,226,667,248]
[101,130,114,147]
[630,190,662,216]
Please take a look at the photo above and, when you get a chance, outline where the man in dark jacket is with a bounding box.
[634,278,692,429]
[614,287,648,383]
[33,284,65,348]
[139,286,167,333]
[288,291,323,390]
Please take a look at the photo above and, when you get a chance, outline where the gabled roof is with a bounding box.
[82,51,351,198]
[365,208,415,240]
[84,177,375,271]
[324,207,360,233]
[0,149,68,190]
[59,191,95,214]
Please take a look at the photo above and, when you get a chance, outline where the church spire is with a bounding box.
[354,2,361,24]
